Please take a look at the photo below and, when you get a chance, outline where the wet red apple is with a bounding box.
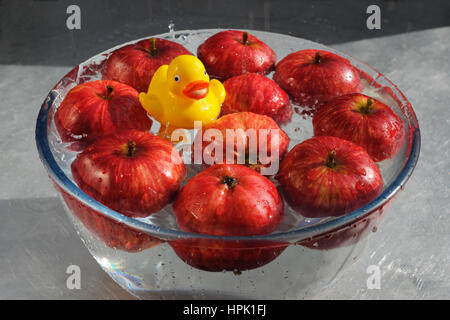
[102,37,192,92]
[170,164,285,271]
[173,164,283,236]
[222,73,293,124]
[298,200,388,250]
[273,49,361,107]
[195,112,289,175]
[197,30,276,80]
[313,93,405,162]
[60,188,162,252]
[71,130,186,218]
[54,80,152,149]
[278,136,383,218]
[170,239,287,272]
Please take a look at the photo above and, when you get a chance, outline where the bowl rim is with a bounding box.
[35,29,421,243]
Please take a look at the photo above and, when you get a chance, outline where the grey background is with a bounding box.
[0,0,449,299]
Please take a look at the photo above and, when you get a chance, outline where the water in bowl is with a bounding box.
[48,29,410,299]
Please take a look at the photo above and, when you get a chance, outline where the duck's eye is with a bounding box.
[174,75,180,82]
[204,70,207,76]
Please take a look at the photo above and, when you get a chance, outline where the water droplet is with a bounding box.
[356,167,367,176]
[356,181,365,191]
[168,21,175,38]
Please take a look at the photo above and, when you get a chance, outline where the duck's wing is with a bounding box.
[209,79,226,104]
[139,92,163,121]
[148,65,168,92]
[139,65,169,121]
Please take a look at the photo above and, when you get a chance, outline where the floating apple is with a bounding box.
[273,49,361,107]
[60,188,162,252]
[102,37,192,92]
[170,239,287,272]
[197,30,277,80]
[299,201,387,250]
[278,136,383,218]
[195,112,289,174]
[313,93,405,162]
[170,164,285,271]
[173,164,284,235]
[54,80,152,149]
[222,73,293,124]
[71,130,186,218]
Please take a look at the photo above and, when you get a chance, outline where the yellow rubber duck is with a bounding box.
[139,55,225,139]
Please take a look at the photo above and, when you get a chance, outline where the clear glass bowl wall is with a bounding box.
[36,29,420,299]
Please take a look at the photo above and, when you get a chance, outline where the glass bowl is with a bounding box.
[35,29,420,299]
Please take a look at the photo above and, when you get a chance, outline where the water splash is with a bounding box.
[168,21,175,39]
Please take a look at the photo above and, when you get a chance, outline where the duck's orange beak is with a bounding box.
[182,80,209,100]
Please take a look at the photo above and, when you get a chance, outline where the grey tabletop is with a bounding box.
[0,26,449,299]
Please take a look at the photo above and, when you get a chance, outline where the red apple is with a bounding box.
[71,129,186,218]
[195,112,289,175]
[273,49,361,107]
[277,136,383,218]
[55,80,152,149]
[60,188,162,252]
[222,73,293,124]
[197,30,277,80]
[313,93,405,162]
[170,164,286,271]
[170,239,287,272]
[173,164,284,236]
[298,198,389,250]
[102,37,192,92]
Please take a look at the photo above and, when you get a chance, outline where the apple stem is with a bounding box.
[149,37,157,56]
[98,85,114,100]
[360,98,374,114]
[242,32,249,45]
[313,51,322,64]
[125,140,137,157]
[326,150,337,168]
[222,176,238,189]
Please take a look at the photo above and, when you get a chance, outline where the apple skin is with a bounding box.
[170,164,285,271]
[71,129,186,218]
[54,80,152,149]
[102,38,192,92]
[173,164,284,236]
[60,187,163,252]
[298,197,391,250]
[222,73,293,124]
[170,239,288,272]
[277,136,383,218]
[197,30,277,80]
[273,49,362,107]
[313,93,405,162]
[195,112,290,174]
